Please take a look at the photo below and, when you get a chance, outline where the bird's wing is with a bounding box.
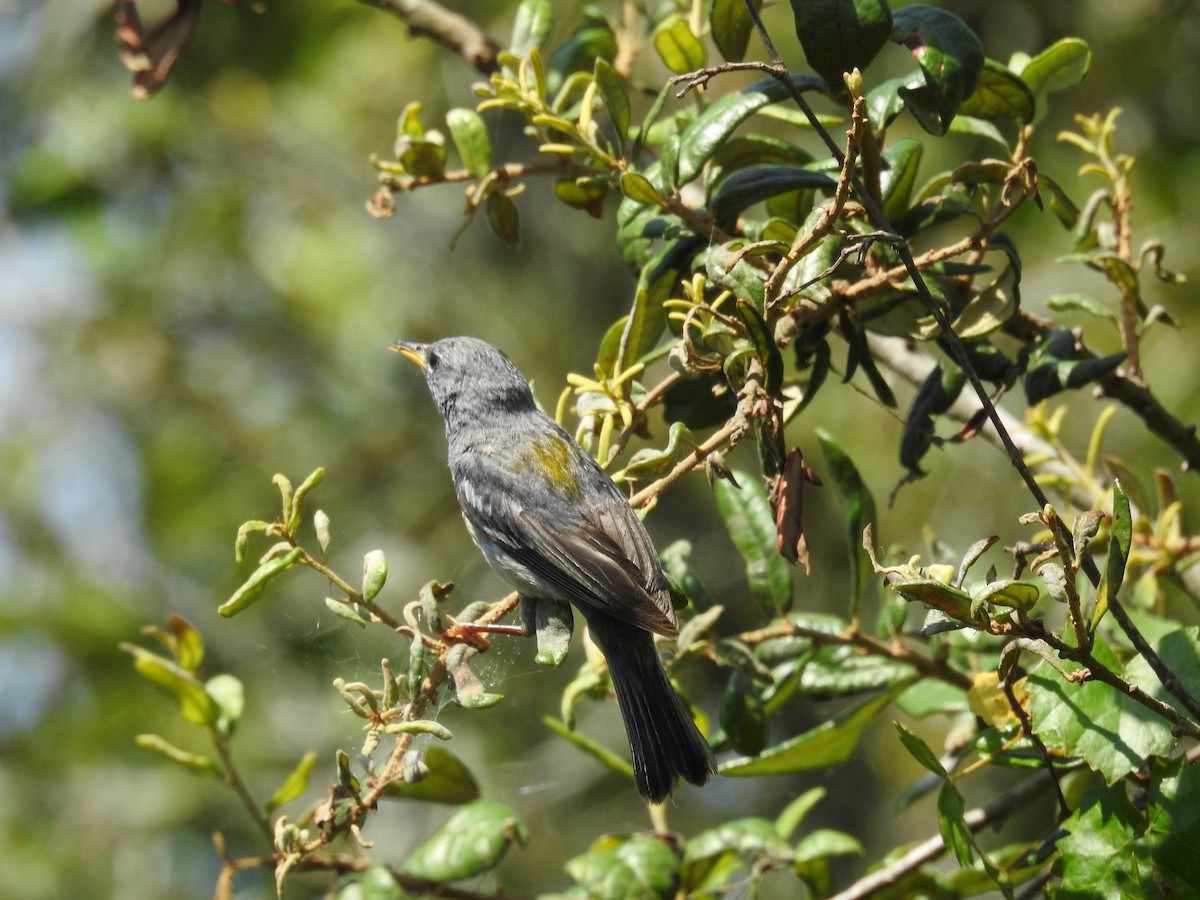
[452,439,678,636]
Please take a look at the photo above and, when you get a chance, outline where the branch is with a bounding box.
[357,0,500,74]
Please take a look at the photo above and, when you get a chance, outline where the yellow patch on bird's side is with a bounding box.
[515,433,584,501]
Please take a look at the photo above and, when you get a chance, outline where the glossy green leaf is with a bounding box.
[710,165,835,229]
[1054,780,1155,896]
[879,138,923,224]
[134,733,224,779]
[890,5,984,134]
[616,284,660,376]
[446,109,491,179]
[548,10,617,89]
[720,670,767,756]
[267,751,318,813]
[219,546,303,617]
[703,243,767,308]
[401,800,528,881]
[790,0,892,90]
[382,746,481,805]
[652,14,706,75]
[677,74,826,184]
[815,430,875,617]
[566,835,680,900]
[958,58,1035,122]
[711,0,761,63]
[720,685,904,775]
[121,644,219,726]
[1027,636,1174,784]
[593,58,630,148]
[888,576,980,625]
[715,471,792,616]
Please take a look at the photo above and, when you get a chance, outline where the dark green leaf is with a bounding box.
[866,76,909,132]
[548,12,617,90]
[714,472,793,615]
[721,670,767,755]
[711,0,761,63]
[401,800,528,881]
[662,373,737,429]
[1145,756,1200,892]
[790,0,893,90]
[594,59,630,149]
[720,685,905,775]
[879,138,923,224]
[710,165,835,230]
[815,430,876,616]
[937,780,974,866]
[677,74,827,184]
[735,299,783,395]
[889,5,984,134]
[958,58,1035,122]
[703,243,766,308]
[1054,781,1154,897]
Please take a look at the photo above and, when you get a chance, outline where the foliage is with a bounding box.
[11,0,1200,898]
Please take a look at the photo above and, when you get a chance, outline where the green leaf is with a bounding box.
[720,685,905,775]
[446,108,492,179]
[735,298,783,395]
[134,734,224,779]
[711,0,761,64]
[1045,293,1116,324]
[888,576,980,625]
[1122,627,1200,718]
[510,0,553,56]
[205,673,244,737]
[720,670,767,756]
[937,780,974,867]
[710,165,835,230]
[775,787,826,840]
[361,548,387,601]
[616,284,662,376]
[714,471,792,615]
[167,615,205,672]
[895,721,947,776]
[402,800,527,882]
[652,14,707,75]
[790,0,893,90]
[336,866,406,900]
[548,11,617,90]
[219,546,303,617]
[543,715,635,778]
[958,58,1035,122]
[121,644,220,726]
[382,746,481,805]
[594,59,630,149]
[267,751,318,813]
[704,243,767,308]
[1102,480,1133,613]
[889,5,984,135]
[879,138,923,239]
[485,191,521,249]
[816,432,873,619]
[566,835,680,900]
[684,818,794,865]
[1018,37,1091,122]
[1026,636,1175,784]
[677,74,826,184]
[1054,781,1154,897]
[1145,756,1200,892]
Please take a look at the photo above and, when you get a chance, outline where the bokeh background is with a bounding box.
[2,0,1198,897]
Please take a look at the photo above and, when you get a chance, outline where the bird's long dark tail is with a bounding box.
[585,613,716,803]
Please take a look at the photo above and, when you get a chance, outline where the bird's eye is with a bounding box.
[426,351,439,369]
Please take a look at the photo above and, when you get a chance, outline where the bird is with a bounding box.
[393,336,715,803]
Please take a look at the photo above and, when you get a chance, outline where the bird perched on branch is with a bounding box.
[393,336,715,803]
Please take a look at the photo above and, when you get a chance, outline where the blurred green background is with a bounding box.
[2,1,1197,897]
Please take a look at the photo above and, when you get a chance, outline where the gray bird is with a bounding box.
[393,336,715,803]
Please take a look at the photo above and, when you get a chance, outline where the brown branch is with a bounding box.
[357,0,500,74]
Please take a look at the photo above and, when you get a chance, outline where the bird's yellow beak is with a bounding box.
[390,340,427,370]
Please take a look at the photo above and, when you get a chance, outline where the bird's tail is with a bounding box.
[585,614,716,803]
